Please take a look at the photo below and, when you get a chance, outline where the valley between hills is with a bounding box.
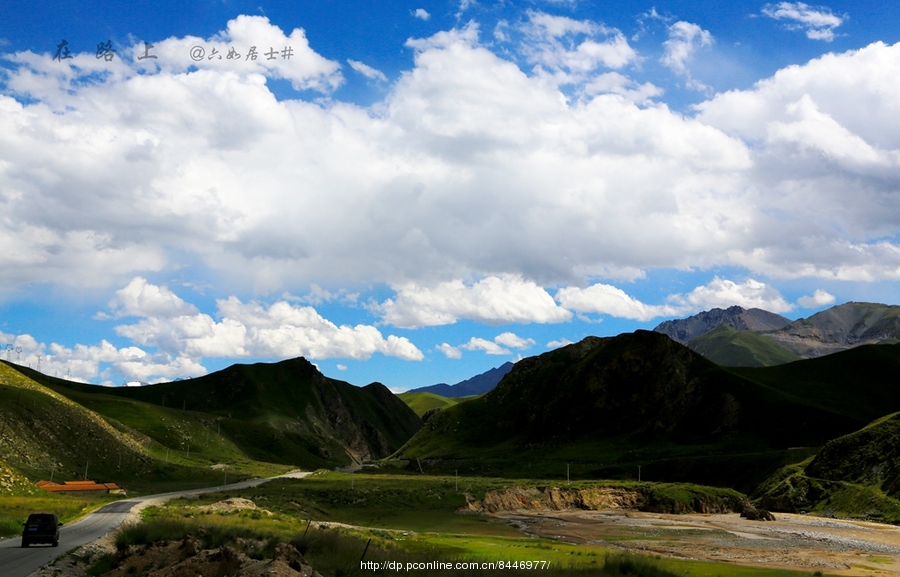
[5,301,900,577]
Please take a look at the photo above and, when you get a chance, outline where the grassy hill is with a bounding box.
[729,341,900,425]
[397,391,479,417]
[19,356,421,470]
[0,362,289,495]
[687,324,801,367]
[398,331,867,491]
[0,362,153,483]
[755,411,900,522]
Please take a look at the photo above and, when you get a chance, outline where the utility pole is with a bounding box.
[638,465,641,482]
[84,460,89,481]
[567,463,570,485]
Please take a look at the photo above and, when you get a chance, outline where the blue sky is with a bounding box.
[1,0,900,390]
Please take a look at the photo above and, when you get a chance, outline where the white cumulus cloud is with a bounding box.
[797,289,836,308]
[109,278,424,362]
[414,8,431,21]
[676,277,794,313]
[105,277,199,319]
[0,17,899,305]
[375,276,572,328]
[436,343,463,359]
[661,20,713,83]
[762,2,844,42]
[437,331,534,358]
[555,283,685,321]
[518,10,638,85]
[494,332,535,349]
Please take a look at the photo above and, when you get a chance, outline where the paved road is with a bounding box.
[0,471,310,577]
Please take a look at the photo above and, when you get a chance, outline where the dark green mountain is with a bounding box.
[399,331,868,491]
[805,411,900,494]
[21,357,421,469]
[728,342,900,425]
[687,324,801,367]
[755,412,900,522]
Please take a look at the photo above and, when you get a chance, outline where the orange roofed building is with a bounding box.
[36,480,125,494]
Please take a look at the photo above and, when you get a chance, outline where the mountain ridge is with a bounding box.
[18,356,422,469]
[398,331,874,490]
[406,362,514,398]
[686,324,801,367]
[654,306,791,343]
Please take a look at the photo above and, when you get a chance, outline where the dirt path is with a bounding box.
[498,509,900,575]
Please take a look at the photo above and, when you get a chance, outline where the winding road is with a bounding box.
[0,471,310,577]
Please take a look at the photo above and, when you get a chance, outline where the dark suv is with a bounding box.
[21,513,61,547]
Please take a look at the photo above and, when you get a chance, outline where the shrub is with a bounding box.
[115,519,192,550]
[603,553,681,577]
[0,518,22,537]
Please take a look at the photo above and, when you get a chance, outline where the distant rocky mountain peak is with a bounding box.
[653,306,792,344]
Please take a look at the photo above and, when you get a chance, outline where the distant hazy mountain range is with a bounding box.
[653,302,900,367]
[406,362,514,398]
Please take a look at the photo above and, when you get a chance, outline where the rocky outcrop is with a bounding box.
[654,306,791,344]
[463,485,751,516]
[0,461,37,495]
[766,302,900,358]
[111,540,322,577]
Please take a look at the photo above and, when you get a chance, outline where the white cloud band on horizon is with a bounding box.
[437,331,535,358]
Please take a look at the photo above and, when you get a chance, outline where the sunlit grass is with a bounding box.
[0,494,120,537]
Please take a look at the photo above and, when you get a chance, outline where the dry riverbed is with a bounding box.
[500,509,900,575]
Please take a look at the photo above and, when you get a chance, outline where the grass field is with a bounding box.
[127,472,829,577]
[0,493,120,537]
[397,392,479,417]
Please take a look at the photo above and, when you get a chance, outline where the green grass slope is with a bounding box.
[20,356,421,469]
[397,391,478,417]
[729,341,900,425]
[687,324,800,367]
[0,362,272,494]
[755,412,900,522]
[399,331,863,491]
[0,363,153,483]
